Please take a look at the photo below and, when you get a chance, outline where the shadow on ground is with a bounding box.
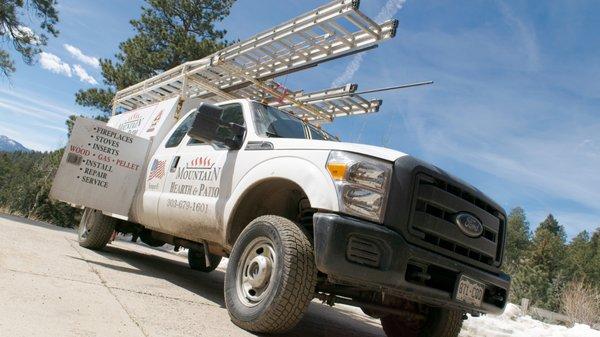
[5,214,385,337]
[81,244,385,337]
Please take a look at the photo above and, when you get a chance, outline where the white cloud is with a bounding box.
[375,0,408,22]
[72,64,98,85]
[63,44,100,68]
[0,98,67,121]
[37,52,98,84]
[331,54,364,88]
[0,87,73,117]
[396,79,600,218]
[331,0,406,87]
[39,52,72,77]
[497,1,541,70]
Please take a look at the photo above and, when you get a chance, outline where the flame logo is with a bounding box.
[187,157,214,169]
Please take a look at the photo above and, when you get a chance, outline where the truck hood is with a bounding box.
[266,138,407,162]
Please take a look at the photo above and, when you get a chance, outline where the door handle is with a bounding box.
[170,156,180,173]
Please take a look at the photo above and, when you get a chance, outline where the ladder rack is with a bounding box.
[112,0,398,122]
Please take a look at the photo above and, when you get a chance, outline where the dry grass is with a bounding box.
[561,278,600,326]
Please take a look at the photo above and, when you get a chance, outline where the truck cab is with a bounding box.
[136,99,340,245]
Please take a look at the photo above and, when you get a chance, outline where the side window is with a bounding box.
[165,111,197,148]
[308,124,326,140]
[308,124,336,141]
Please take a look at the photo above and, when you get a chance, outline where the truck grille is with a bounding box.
[409,174,505,266]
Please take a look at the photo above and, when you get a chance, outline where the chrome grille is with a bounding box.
[410,174,505,266]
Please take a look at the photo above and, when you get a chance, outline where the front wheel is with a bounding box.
[224,215,317,334]
[380,307,464,337]
[78,208,116,250]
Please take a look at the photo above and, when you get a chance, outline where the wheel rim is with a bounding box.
[235,236,277,307]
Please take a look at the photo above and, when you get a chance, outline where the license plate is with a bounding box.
[455,275,484,307]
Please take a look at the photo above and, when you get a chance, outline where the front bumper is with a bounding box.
[313,212,510,314]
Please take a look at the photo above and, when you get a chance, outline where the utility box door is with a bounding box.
[50,117,150,217]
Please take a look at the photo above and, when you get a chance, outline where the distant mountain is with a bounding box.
[0,135,30,152]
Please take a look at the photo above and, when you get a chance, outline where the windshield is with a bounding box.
[252,103,337,141]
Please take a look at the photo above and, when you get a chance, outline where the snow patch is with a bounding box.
[0,135,30,152]
[460,304,600,337]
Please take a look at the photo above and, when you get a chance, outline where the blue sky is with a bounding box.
[0,0,599,237]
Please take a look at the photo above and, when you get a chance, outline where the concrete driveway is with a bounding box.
[0,214,385,337]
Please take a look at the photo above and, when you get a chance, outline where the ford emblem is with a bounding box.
[454,213,484,238]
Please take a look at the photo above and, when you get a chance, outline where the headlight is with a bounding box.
[326,151,392,223]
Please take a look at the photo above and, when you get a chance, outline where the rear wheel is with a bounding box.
[78,208,116,250]
[224,215,317,334]
[188,248,222,272]
[380,307,464,337]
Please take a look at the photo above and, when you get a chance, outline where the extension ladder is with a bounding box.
[112,0,398,122]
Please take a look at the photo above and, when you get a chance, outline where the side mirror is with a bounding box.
[187,103,246,150]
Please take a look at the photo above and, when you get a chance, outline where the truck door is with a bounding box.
[140,113,194,230]
[157,103,245,243]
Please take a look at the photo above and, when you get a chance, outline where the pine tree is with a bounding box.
[564,231,593,280]
[529,225,566,273]
[585,228,600,285]
[0,0,59,76]
[0,150,79,227]
[537,214,566,242]
[507,263,548,304]
[519,214,567,310]
[504,207,531,269]
[542,271,567,311]
[75,0,235,115]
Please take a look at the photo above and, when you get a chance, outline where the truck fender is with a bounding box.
[222,156,338,243]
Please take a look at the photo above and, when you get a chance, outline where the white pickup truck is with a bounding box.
[51,2,510,337]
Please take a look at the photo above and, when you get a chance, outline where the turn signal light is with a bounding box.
[327,163,347,180]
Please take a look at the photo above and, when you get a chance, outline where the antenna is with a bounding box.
[350,81,433,96]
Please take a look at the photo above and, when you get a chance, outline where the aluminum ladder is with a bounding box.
[111,0,398,122]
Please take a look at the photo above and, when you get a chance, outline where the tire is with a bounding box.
[224,215,317,334]
[188,248,222,272]
[78,208,116,250]
[380,307,464,337]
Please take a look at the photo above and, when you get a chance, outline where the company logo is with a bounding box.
[148,159,165,180]
[126,112,142,122]
[114,111,144,135]
[146,110,163,133]
[187,157,214,170]
[454,212,484,238]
